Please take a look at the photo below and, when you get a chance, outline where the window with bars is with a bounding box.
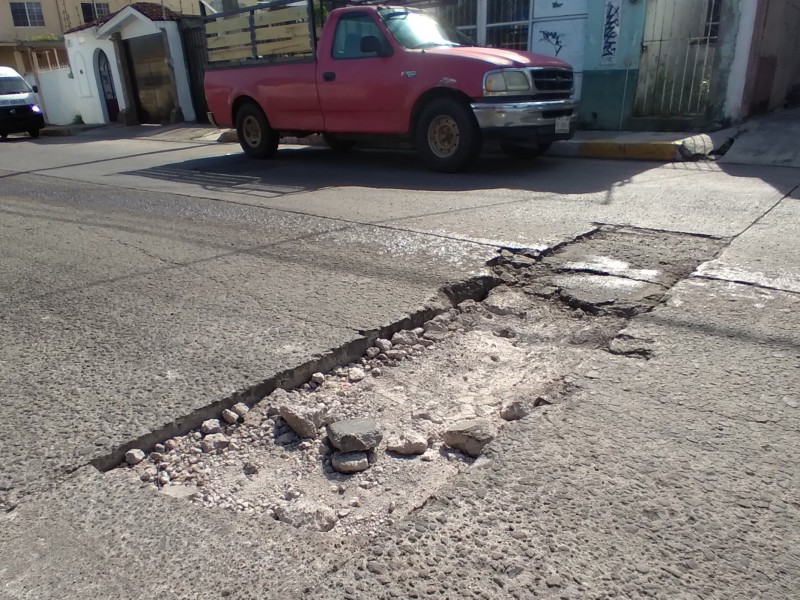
[81,2,110,24]
[703,0,721,43]
[486,0,529,50]
[10,2,45,27]
[437,0,478,43]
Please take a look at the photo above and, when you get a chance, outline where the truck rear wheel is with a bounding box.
[416,98,481,173]
[235,102,279,159]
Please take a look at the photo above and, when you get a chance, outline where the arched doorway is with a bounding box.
[97,50,119,122]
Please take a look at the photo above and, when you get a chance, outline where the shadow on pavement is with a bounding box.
[121,145,669,198]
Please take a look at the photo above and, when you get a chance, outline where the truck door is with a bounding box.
[317,11,407,134]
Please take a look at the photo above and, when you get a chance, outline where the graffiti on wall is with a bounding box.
[540,30,564,56]
[601,0,621,65]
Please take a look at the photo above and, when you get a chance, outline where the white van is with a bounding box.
[0,66,45,139]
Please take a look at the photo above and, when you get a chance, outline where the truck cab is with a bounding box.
[204,2,576,171]
[0,66,45,139]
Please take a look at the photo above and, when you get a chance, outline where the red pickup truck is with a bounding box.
[204,1,576,172]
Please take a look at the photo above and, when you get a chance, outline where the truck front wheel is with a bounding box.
[235,103,279,159]
[416,98,481,173]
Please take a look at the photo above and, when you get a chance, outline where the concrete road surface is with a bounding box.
[0,129,798,599]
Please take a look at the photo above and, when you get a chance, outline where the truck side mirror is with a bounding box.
[361,35,392,57]
[32,85,38,93]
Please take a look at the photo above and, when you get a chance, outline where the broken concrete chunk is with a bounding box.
[200,419,222,435]
[348,367,366,382]
[366,347,381,359]
[204,433,230,450]
[279,404,324,439]
[443,419,496,457]
[311,372,325,384]
[331,451,370,474]
[500,399,532,421]
[374,338,393,352]
[483,286,529,318]
[387,431,428,455]
[231,402,250,417]
[221,409,239,424]
[327,419,383,452]
[242,410,263,428]
[391,330,419,346]
[125,449,146,465]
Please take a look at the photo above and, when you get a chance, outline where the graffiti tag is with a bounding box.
[540,30,564,56]
[601,0,621,65]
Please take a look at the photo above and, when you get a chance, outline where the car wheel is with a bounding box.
[28,129,40,139]
[235,102,279,159]
[500,142,552,160]
[416,97,482,173]
[323,133,356,152]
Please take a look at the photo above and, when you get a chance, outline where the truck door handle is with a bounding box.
[323,72,336,82]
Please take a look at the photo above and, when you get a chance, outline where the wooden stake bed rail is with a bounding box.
[204,1,315,66]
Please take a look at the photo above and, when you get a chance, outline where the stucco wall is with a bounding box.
[64,31,127,124]
[579,0,647,130]
[745,0,800,114]
[37,66,82,124]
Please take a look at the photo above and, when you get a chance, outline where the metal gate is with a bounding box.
[633,0,721,117]
[124,33,174,124]
[181,22,209,124]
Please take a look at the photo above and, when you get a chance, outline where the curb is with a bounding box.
[549,139,682,162]
[548,129,738,163]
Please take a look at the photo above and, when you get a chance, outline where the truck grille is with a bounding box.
[530,68,573,93]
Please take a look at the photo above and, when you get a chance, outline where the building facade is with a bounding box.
[0,0,198,75]
[438,0,800,131]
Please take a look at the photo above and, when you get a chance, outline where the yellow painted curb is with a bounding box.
[576,141,680,161]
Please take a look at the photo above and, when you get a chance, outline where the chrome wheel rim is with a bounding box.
[242,115,262,148]
[427,115,459,158]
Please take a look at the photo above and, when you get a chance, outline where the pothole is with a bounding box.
[114,226,727,536]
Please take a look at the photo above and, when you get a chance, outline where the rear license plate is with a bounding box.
[555,116,571,134]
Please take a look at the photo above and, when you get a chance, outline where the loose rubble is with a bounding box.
[120,241,636,535]
[443,419,497,457]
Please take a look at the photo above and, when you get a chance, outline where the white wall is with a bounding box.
[163,22,196,122]
[37,68,82,125]
[65,31,128,124]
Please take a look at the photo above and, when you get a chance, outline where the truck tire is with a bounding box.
[235,102,279,159]
[28,129,40,139]
[501,142,551,160]
[416,98,481,173]
[323,133,356,152]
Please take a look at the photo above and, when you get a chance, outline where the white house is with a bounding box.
[64,2,196,125]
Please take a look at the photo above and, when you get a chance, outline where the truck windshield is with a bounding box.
[0,77,31,95]
[379,9,467,49]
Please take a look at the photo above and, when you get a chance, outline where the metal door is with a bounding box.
[97,50,119,122]
[124,33,174,124]
[181,24,209,123]
[633,0,721,117]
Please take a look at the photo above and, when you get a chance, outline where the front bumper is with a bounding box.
[0,105,45,134]
[470,99,577,144]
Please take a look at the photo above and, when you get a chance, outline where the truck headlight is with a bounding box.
[483,69,531,95]
[31,104,42,113]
